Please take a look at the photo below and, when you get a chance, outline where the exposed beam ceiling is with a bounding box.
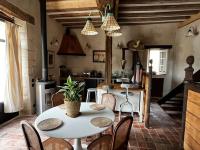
[119,5,200,13]
[119,0,200,6]
[118,10,199,18]
[178,12,200,28]
[47,0,97,10]
[46,0,200,28]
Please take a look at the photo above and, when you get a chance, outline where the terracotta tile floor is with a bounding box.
[0,103,181,150]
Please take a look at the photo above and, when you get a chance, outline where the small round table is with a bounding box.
[35,102,115,150]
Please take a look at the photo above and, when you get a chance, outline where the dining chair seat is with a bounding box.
[21,120,73,150]
[43,138,73,150]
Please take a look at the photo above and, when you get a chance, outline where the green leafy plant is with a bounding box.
[58,76,85,102]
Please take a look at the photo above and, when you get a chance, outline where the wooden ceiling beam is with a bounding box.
[56,18,101,22]
[119,5,200,13]
[118,10,199,18]
[178,12,200,28]
[0,0,35,24]
[47,7,98,13]
[48,12,100,18]
[118,16,189,22]
[120,0,200,6]
[62,22,101,25]
[53,16,100,20]
[63,25,101,29]
[47,0,97,10]
[119,20,184,25]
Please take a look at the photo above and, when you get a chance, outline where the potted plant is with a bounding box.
[58,76,85,118]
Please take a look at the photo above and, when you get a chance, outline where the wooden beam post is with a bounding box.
[104,0,119,85]
[180,56,194,148]
[105,36,112,84]
[144,60,152,128]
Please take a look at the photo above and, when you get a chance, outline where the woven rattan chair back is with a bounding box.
[111,116,133,150]
[21,121,44,150]
[21,120,74,150]
[87,134,112,150]
[101,93,116,111]
[51,92,64,107]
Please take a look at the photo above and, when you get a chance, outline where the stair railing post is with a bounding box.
[144,60,153,128]
[180,56,194,149]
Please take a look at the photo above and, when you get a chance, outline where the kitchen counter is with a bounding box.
[97,83,144,91]
[97,83,144,122]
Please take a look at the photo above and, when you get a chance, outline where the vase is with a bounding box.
[65,100,81,118]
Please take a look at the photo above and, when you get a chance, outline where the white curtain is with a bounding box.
[1,21,23,113]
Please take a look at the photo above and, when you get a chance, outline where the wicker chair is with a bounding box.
[87,134,112,150]
[101,93,116,111]
[88,116,133,150]
[101,93,116,134]
[111,116,133,150]
[21,120,73,150]
[51,92,64,107]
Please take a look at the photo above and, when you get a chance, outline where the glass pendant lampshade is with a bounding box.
[81,18,98,35]
[106,30,122,37]
[101,12,120,31]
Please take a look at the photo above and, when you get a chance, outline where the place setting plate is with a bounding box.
[90,117,112,128]
[90,104,105,111]
[37,118,63,131]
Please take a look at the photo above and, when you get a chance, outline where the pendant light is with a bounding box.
[81,3,120,36]
[101,13,120,32]
[106,30,122,37]
[81,18,98,36]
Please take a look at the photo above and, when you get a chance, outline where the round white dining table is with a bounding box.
[35,102,115,150]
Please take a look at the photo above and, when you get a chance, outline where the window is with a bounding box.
[0,21,6,102]
[147,48,168,75]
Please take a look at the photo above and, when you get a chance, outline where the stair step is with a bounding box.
[164,100,183,105]
[164,101,183,107]
[161,106,183,111]
[169,98,183,102]
[166,111,182,119]
[161,104,182,108]
[165,110,182,115]
[175,93,184,98]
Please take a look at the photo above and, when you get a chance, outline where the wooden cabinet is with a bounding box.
[184,84,200,150]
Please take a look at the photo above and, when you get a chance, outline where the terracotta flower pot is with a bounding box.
[65,100,81,118]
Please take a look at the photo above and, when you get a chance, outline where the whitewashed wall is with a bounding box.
[173,19,200,87]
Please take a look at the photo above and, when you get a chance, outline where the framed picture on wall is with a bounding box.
[93,50,106,63]
[48,50,55,68]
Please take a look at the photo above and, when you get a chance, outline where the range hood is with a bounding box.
[57,29,86,56]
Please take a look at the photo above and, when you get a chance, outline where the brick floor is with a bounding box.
[0,103,181,150]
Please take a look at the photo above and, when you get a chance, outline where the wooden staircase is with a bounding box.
[160,92,183,122]
[158,69,200,122]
